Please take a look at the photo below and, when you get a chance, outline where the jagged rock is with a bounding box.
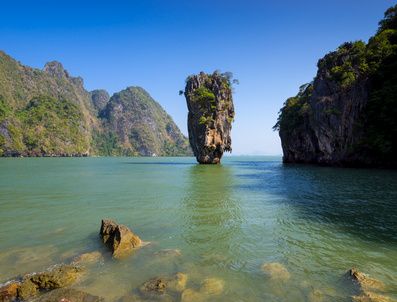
[0,281,20,302]
[199,277,224,295]
[43,61,69,79]
[261,262,291,281]
[347,268,385,292]
[99,219,142,259]
[18,279,38,300]
[184,71,235,164]
[33,288,104,302]
[17,264,83,300]
[71,251,104,266]
[90,90,110,112]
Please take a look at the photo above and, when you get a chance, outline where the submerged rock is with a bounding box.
[180,277,225,302]
[139,277,167,295]
[153,249,182,258]
[184,71,235,164]
[352,291,396,302]
[308,289,324,302]
[139,273,188,298]
[33,288,104,302]
[167,273,188,293]
[181,288,204,302]
[261,262,291,281]
[0,281,20,302]
[199,278,224,295]
[71,251,104,266]
[346,268,394,302]
[100,219,142,259]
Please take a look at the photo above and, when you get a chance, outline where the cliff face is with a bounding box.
[0,51,191,157]
[275,6,397,167]
[184,71,235,164]
[278,45,370,165]
[90,89,110,113]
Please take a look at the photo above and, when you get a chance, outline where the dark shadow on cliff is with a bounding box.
[233,160,397,244]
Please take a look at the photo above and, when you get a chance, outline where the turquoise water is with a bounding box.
[0,156,396,301]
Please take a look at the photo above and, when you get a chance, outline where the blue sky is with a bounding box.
[1,0,395,155]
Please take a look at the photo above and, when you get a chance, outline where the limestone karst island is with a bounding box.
[0,2,396,302]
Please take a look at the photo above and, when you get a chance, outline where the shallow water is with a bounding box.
[0,156,396,301]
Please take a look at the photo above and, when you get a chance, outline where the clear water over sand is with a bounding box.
[0,157,396,301]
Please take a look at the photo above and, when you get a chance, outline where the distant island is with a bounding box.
[274,5,397,168]
[0,52,191,157]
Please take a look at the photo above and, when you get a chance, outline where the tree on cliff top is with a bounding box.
[378,4,397,32]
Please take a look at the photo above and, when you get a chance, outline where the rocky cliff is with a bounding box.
[90,89,110,113]
[274,5,397,167]
[0,51,191,157]
[184,71,235,164]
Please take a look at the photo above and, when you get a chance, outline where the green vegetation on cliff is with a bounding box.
[185,71,235,127]
[19,96,88,155]
[0,51,191,157]
[275,5,397,166]
[1,95,88,156]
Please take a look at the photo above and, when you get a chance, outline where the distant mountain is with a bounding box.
[0,51,191,157]
[96,86,191,156]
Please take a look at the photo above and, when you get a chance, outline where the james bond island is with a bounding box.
[184,71,235,164]
[1,2,397,302]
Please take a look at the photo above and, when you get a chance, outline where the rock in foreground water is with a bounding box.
[346,268,394,302]
[347,268,385,292]
[184,71,235,164]
[13,264,83,300]
[100,219,142,259]
[139,273,188,298]
[0,281,20,302]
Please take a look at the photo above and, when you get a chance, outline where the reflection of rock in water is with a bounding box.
[181,165,243,267]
